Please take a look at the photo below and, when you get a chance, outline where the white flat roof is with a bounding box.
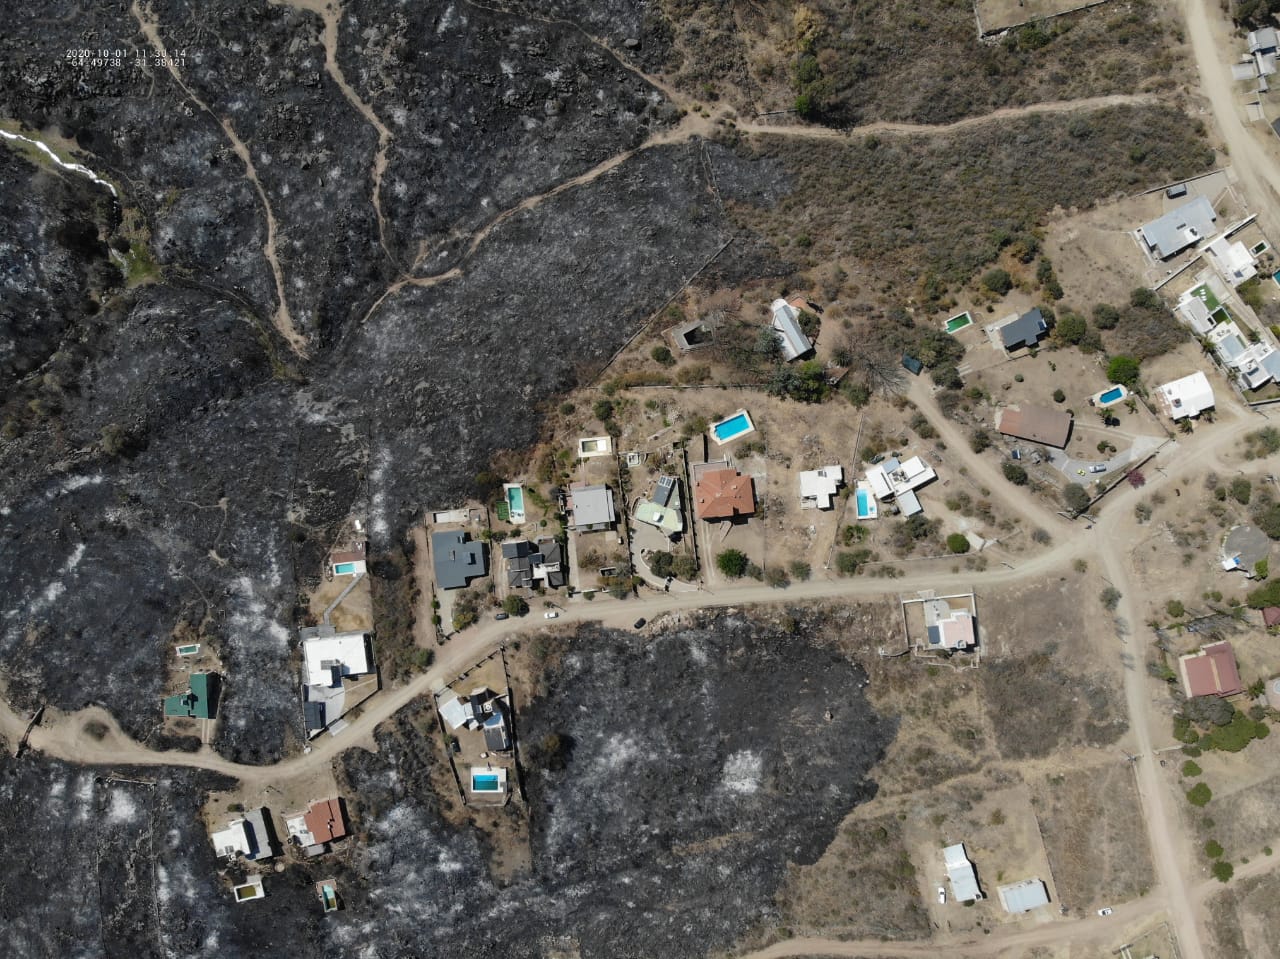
[302,632,370,688]
[865,454,936,503]
[943,843,982,902]
[1156,371,1215,419]
[212,821,252,858]
[998,878,1050,914]
[799,465,843,507]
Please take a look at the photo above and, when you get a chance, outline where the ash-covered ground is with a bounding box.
[338,613,895,958]
[0,0,790,764]
[0,616,892,958]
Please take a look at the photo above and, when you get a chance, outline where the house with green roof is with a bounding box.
[163,672,218,720]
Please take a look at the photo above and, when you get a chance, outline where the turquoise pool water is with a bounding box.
[855,488,873,518]
[1099,387,1124,404]
[334,562,357,575]
[713,413,752,442]
[506,486,525,515]
[1273,269,1280,286]
[473,774,500,791]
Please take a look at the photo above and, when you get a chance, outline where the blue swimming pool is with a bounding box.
[505,484,526,523]
[1099,387,1124,404]
[713,413,751,442]
[856,489,871,517]
[334,562,357,575]
[473,774,500,791]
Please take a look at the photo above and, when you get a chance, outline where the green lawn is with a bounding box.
[1190,283,1221,312]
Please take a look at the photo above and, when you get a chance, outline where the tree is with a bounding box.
[502,594,529,616]
[716,549,749,578]
[1248,579,1280,608]
[981,268,1013,295]
[1054,311,1088,346]
[592,398,615,422]
[1002,462,1028,485]
[1092,303,1120,330]
[1229,477,1252,505]
[1127,470,1145,488]
[1205,839,1223,858]
[755,326,783,361]
[1186,782,1213,807]
[1106,354,1141,387]
[969,429,992,453]
[789,560,812,581]
[1100,586,1122,610]
[1052,388,1066,403]
[1211,860,1234,883]
[648,551,675,578]
[769,360,831,403]
[651,345,675,367]
[1166,599,1185,619]
[946,533,970,554]
[1063,482,1091,512]
[1184,760,1203,778]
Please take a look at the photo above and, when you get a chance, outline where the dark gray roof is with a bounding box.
[304,701,325,731]
[654,475,677,507]
[431,530,488,589]
[483,708,511,751]
[501,540,532,559]
[1000,308,1048,349]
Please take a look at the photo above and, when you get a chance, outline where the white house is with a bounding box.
[1204,236,1258,287]
[1155,371,1216,420]
[770,297,815,362]
[923,601,977,650]
[303,631,371,688]
[943,843,983,902]
[799,465,843,510]
[1175,290,1216,335]
[865,455,937,517]
[997,878,1050,914]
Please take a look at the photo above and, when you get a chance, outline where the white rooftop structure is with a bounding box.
[923,601,977,650]
[1155,371,1216,420]
[1139,196,1217,260]
[577,435,613,459]
[1209,320,1248,364]
[943,843,983,902]
[997,878,1050,914]
[866,455,937,506]
[302,631,371,688]
[211,820,253,859]
[770,298,815,362]
[1175,290,1216,335]
[1211,322,1280,389]
[799,465,843,510]
[438,694,479,731]
[1205,236,1258,286]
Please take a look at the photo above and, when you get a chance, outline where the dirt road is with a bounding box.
[1182,0,1280,234]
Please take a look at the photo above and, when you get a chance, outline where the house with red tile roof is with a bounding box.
[693,466,755,521]
[1179,641,1244,699]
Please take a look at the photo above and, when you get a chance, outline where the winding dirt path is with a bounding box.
[269,0,398,265]
[131,2,308,356]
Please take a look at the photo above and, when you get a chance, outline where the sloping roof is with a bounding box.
[431,530,487,589]
[1250,26,1278,53]
[997,879,1050,914]
[770,298,814,361]
[568,484,617,529]
[694,468,756,520]
[164,672,218,719]
[999,308,1047,350]
[1180,641,1244,698]
[1156,371,1215,419]
[1139,196,1216,259]
[994,405,1073,448]
[483,707,511,751]
[654,475,678,507]
[303,798,347,844]
[943,843,982,902]
[1263,607,1280,628]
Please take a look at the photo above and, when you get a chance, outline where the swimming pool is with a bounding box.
[1091,384,1128,408]
[504,484,526,524]
[710,409,756,445]
[473,774,500,791]
[854,482,878,520]
[333,562,357,575]
[944,311,973,334]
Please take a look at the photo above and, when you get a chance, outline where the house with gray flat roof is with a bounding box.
[1139,196,1216,260]
[431,530,487,589]
[567,483,617,531]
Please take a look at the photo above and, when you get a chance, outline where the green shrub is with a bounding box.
[1205,839,1224,858]
[651,345,675,367]
[1052,388,1066,403]
[1229,477,1252,505]
[1211,860,1234,883]
[1100,586,1122,610]
[789,560,812,581]
[1182,760,1202,777]
[1187,782,1212,807]
[946,533,970,554]
[981,268,1013,295]
[1092,303,1120,330]
[1063,482,1091,512]
[1166,599,1185,619]
[716,549,749,578]
[1002,461,1028,485]
[592,398,615,422]
[502,594,529,616]
[1106,354,1141,386]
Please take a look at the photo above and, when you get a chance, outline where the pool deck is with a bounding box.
[502,483,527,524]
[854,481,879,520]
[1089,385,1129,409]
[944,312,973,334]
[709,408,756,447]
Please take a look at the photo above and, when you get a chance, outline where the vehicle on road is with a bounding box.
[1090,464,1107,473]
[544,611,559,619]
[495,612,509,621]
[1097,907,1113,916]
[937,886,946,904]
[634,618,647,628]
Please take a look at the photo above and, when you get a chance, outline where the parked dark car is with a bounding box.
[633,618,647,629]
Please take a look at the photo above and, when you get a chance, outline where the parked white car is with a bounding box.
[937,886,946,904]
[1097,907,1113,916]
[544,610,559,619]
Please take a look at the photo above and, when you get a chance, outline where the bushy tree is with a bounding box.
[716,549,749,578]
[946,532,970,554]
[1092,303,1120,330]
[502,594,529,616]
[1106,354,1141,387]
[648,551,675,578]
[1211,860,1234,883]
[1186,782,1212,807]
[981,268,1013,295]
[1002,462,1028,485]
[1063,482,1091,512]
[1054,311,1088,345]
